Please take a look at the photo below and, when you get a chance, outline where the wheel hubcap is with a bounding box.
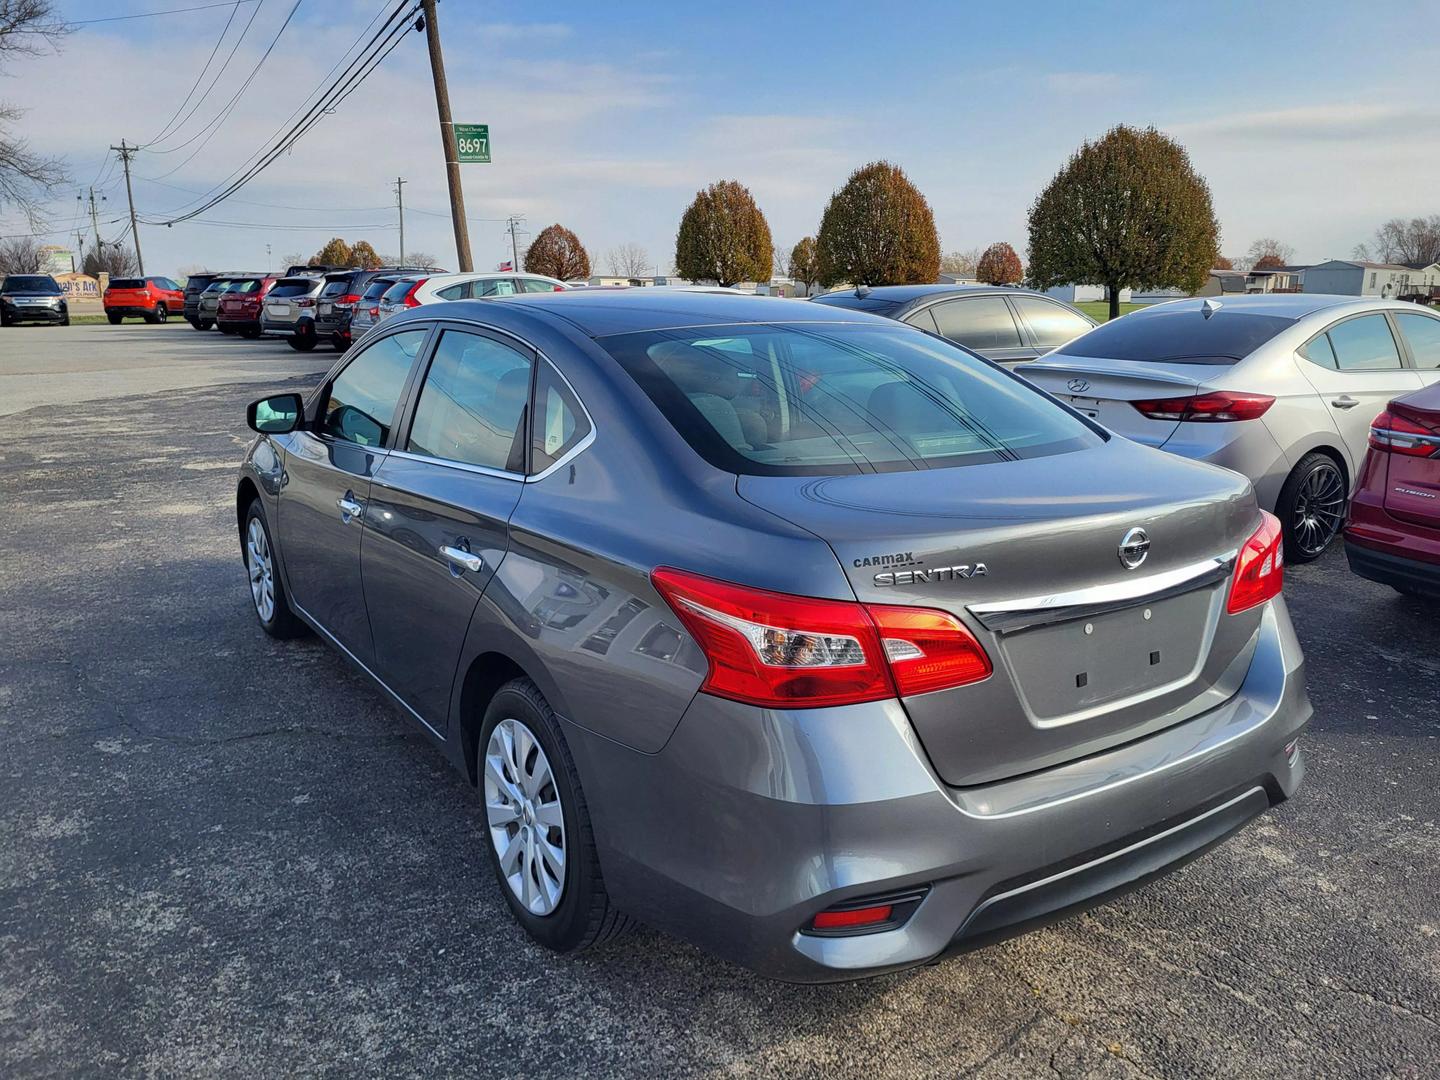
[245,518,275,622]
[1292,462,1345,557]
[484,718,566,916]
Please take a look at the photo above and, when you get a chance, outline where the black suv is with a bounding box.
[183,272,221,329]
[1,274,69,326]
[313,265,444,351]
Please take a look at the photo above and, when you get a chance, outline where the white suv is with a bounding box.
[376,272,567,323]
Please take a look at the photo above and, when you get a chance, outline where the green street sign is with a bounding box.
[455,123,490,163]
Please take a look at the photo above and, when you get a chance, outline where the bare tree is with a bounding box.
[0,233,42,273]
[940,248,983,276]
[1,2,69,229]
[1244,237,1295,268]
[381,251,439,268]
[1353,216,1440,266]
[607,243,649,279]
[772,243,790,278]
[83,244,138,278]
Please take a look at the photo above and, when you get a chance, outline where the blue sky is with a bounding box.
[10,0,1440,276]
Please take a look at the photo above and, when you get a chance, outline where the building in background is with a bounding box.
[1044,284,1133,304]
[1302,260,1440,299]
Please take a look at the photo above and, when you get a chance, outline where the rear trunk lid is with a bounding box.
[1017,355,1233,447]
[1382,392,1440,530]
[738,438,1264,786]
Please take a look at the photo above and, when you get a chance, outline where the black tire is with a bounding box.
[1,312,12,327]
[240,326,261,339]
[1277,452,1348,563]
[199,319,214,331]
[154,303,168,323]
[59,314,69,326]
[331,335,349,352]
[478,678,633,954]
[242,500,305,639]
[287,334,317,351]
[107,313,122,325]
[219,323,236,335]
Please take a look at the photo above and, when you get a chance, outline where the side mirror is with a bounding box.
[248,393,304,434]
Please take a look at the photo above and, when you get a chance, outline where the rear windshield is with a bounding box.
[1056,307,1295,365]
[109,278,146,290]
[811,293,904,315]
[4,275,61,293]
[320,275,357,298]
[362,277,398,299]
[184,276,215,291]
[601,323,1103,476]
[227,279,262,294]
[269,278,317,298]
[382,279,420,302]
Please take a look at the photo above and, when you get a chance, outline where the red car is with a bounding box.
[103,276,185,324]
[1344,382,1440,598]
[216,275,278,338]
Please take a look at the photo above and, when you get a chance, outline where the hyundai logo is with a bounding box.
[1118,527,1150,570]
[1067,377,1091,394]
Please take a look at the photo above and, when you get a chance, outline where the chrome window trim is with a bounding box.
[386,447,524,482]
[968,551,1237,634]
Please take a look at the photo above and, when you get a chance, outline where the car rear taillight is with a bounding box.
[1226,511,1284,615]
[651,568,991,708]
[296,297,315,308]
[402,280,427,307]
[337,292,361,307]
[1131,391,1275,422]
[1369,410,1440,458]
[368,306,379,318]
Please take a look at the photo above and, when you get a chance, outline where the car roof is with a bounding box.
[1132,293,1424,319]
[816,283,1045,304]
[397,287,893,338]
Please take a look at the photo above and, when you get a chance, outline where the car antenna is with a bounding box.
[1202,298,1222,320]
[855,284,871,298]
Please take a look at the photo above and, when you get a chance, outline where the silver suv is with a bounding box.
[259,275,326,351]
[237,291,1310,982]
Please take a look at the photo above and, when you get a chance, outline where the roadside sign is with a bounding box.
[455,124,490,163]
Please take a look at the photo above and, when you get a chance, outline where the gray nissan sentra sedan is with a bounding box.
[236,290,1310,982]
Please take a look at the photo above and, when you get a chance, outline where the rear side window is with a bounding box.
[930,297,1023,350]
[476,279,517,297]
[268,278,316,298]
[406,329,532,472]
[1326,315,1402,371]
[435,283,467,300]
[1057,307,1294,364]
[601,323,1102,476]
[1299,334,1337,369]
[1395,313,1440,370]
[532,361,591,471]
[1010,296,1093,349]
[322,329,427,447]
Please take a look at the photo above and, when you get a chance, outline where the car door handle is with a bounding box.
[440,545,484,573]
[336,495,363,521]
[1331,395,1360,410]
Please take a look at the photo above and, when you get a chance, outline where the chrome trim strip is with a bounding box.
[385,447,524,483]
[291,600,445,741]
[965,786,1266,916]
[968,551,1237,634]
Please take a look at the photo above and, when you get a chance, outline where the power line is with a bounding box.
[142,1,248,147]
[69,1,259,25]
[138,175,393,213]
[139,216,399,231]
[154,2,421,225]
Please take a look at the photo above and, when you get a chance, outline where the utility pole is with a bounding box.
[266,243,272,269]
[394,176,407,264]
[73,228,87,272]
[84,188,105,252]
[110,139,143,275]
[507,215,522,271]
[420,0,471,271]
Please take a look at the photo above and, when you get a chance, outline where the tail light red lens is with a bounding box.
[1226,511,1284,614]
[651,568,990,708]
[338,292,361,306]
[1369,410,1440,458]
[812,904,892,930]
[368,306,379,318]
[296,297,315,308]
[403,280,427,307]
[1131,391,1275,423]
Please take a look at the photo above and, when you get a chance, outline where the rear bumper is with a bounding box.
[217,314,260,330]
[566,598,1309,982]
[315,310,352,336]
[1345,539,1440,596]
[104,305,155,317]
[261,317,314,337]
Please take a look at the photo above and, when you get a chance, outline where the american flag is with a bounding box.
[497,260,514,272]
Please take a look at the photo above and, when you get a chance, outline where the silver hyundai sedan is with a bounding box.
[236,290,1310,982]
[1019,294,1440,562]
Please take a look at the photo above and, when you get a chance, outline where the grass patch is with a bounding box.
[1076,301,1145,322]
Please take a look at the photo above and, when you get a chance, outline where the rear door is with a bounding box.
[925,295,1037,365]
[276,327,430,663]
[1296,313,1422,475]
[360,325,532,729]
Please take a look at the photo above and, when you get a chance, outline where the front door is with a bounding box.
[1296,313,1422,479]
[277,327,429,663]
[361,326,533,729]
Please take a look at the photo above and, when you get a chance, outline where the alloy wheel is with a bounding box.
[246,518,275,622]
[484,717,567,916]
[1291,460,1345,558]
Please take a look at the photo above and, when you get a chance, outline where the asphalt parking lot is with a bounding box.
[1,324,1438,1079]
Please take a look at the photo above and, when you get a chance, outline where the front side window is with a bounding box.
[406,329,532,471]
[1010,296,1093,348]
[1327,315,1402,371]
[532,361,591,471]
[929,297,1023,350]
[601,323,1102,476]
[1395,313,1440,370]
[322,329,427,447]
